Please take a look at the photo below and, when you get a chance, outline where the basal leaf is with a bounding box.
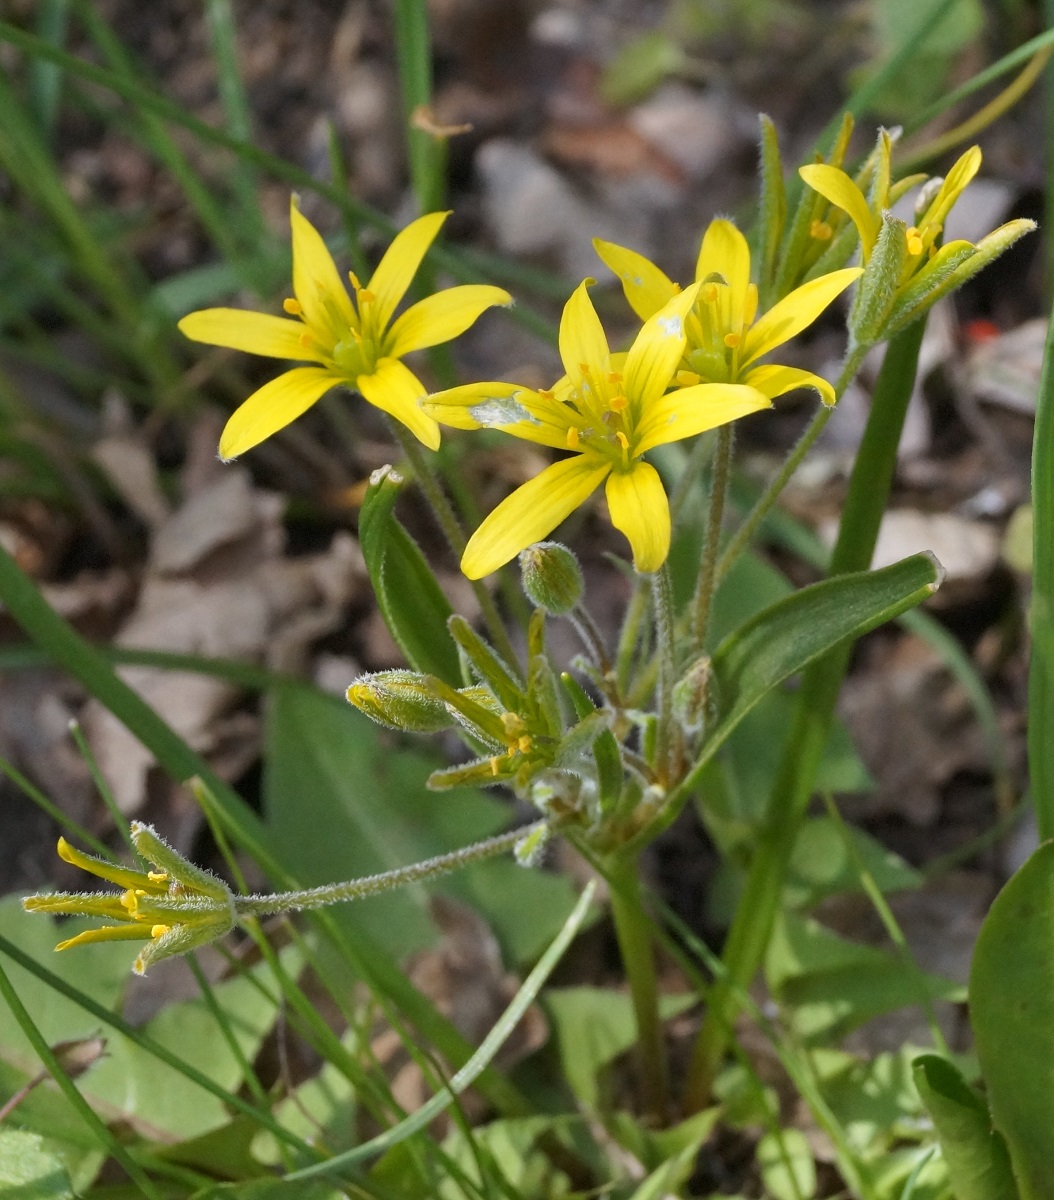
[912,1054,1018,1200]
[969,841,1054,1200]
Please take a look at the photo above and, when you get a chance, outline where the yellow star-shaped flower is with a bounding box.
[423,281,771,578]
[594,219,860,407]
[179,201,511,460]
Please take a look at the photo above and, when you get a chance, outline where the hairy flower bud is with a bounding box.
[519,542,584,615]
[347,670,455,732]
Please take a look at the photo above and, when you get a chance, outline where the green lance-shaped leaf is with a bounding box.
[628,552,942,850]
[711,551,942,742]
[912,1054,1018,1200]
[969,841,1054,1200]
[358,465,461,685]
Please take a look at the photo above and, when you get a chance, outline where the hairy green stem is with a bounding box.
[691,423,735,651]
[684,320,927,1111]
[237,821,544,917]
[607,859,669,1124]
[650,564,677,784]
[390,420,519,666]
[715,345,870,584]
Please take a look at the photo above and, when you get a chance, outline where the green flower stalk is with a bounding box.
[24,820,547,975]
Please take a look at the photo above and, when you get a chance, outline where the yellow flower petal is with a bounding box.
[367,211,449,333]
[462,455,610,579]
[424,382,572,449]
[634,383,771,454]
[799,165,879,259]
[290,200,356,341]
[743,363,836,407]
[741,267,861,367]
[357,358,440,450]
[558,279,609,389]
[177,308,328,363]
[219,366,336,460]
[387,284,512,356]
[604,462,670,574]
[56,837,161,893]
[696,219,751,319]
[593,238,678,321]
[921,145,982,229]
[56,925,155,951]
[623,282,700,411]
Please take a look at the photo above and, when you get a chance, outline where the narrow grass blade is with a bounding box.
[282,881,597,1180]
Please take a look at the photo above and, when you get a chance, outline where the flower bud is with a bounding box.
[849,212,906,350]
[346,670,455,732]
[519,542,584,615]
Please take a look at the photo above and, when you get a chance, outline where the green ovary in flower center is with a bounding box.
[332,334,378,378]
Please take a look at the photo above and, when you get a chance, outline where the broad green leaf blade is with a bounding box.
[912,1054,1018,1200]
[711,552,942,735]
[970,841,1054,1200]
[0,1129,73,1199]
[358,465,461,685]
[766,913,962,1044]
[757,1127,816,1200]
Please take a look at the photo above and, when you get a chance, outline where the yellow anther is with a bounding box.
[607,371,623,384]
[358,288,376,305]
[906,227,924,256]
[517,735,533,754]
[810,219,833,241]
[150,925,170,939]
[298,333,314,348]
[489,756,501,776]
[348,271,363,291]
[578,362,591,376]
[120,890,137,912]
[609,394,628,413]
[703,283,720,304]
[566,426,580,450]
[282,298,302,315]
[501,712,527,737]
[675,370,700,387]
[615,431,629,451]
[723,332,741,349]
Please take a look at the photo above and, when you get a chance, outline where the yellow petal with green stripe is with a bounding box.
[424,382,572,449]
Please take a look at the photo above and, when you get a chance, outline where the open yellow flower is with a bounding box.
[594,219,860,408]
[179,201,511,460]
[423,281,771,578]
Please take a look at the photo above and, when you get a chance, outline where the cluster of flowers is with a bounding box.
[178,136,1029,582]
